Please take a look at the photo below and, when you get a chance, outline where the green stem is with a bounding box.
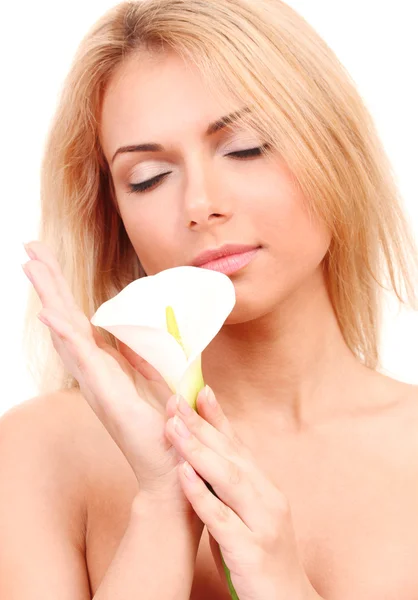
[204,480,240,600]
[185,360,238,599]
[166,305,238,594]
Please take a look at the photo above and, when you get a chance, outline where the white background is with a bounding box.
[1,1,417,416]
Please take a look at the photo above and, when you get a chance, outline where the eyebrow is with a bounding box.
[110,106,252,165]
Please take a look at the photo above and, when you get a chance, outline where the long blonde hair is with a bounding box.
[23,0,418,395]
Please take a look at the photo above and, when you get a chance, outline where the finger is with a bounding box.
[174,391,256,473]
[37,308,170,483]
[196,386,250,457]
[37,307,104,386]
[165,393,181,419]
[23,259,64,315]
[166,414,257,531]
[23,244,106,347]
[37,307,149,425]
[208,531,231,594]
[24,241,83,316]
[26,258,104,348]
[26,254,169,416]
[172,393,245,467]
[38,310,80,379]
[179,460,247,552]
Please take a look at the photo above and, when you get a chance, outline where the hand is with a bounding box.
[21,241,195,514]
[165,388,321,600]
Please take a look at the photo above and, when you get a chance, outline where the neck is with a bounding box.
[202,268,377,432]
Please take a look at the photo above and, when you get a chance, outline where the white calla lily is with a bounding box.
[90,265,236,409]
[90,264,239,598]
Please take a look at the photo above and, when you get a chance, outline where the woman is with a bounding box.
[2,0,418,598]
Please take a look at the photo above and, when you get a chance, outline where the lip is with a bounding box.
[195,247,261,275]
[191,243,260,267]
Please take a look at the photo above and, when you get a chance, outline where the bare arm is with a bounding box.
[0,394,204,599]
[93,493,204,599]
[0,398,91,599]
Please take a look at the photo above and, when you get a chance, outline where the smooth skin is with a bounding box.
[100,49,374,431]
[20,242,194,509]
[18,243,323,599]
[10,240,418,599]
[2,47,418,599]
[164,392,323,600]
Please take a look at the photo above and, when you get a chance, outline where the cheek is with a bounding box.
[120,208,174,275]
[250,169,331,284]
[270,196,330,266]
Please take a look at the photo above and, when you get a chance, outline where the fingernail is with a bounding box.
[37,312,51,327]
[173,415,191,439]
[183,461,198,481]
[23,243,37,260]
[21,264,34,284]
[176,394,193,417]
[205,385,217,407]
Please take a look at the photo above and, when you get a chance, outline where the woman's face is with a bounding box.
[100,51,331,320]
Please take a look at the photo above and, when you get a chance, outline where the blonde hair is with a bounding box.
[23,0,418,395]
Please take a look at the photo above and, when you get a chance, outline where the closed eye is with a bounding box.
[226,144,270,159]
[127,144,271,195]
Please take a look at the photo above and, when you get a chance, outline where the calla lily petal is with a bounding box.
[90,265,236,407]
[91,264,239,596]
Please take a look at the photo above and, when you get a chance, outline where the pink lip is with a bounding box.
[198,247,260,275]
[192,243,260,266]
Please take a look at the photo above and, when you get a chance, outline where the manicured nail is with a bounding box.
[176,394,193,417]
[183,461,198,481]
[23,243,37,260]
[21,264,34,284]
[205,385,217,407]
[37,312,51,327]
[173,415,191,439]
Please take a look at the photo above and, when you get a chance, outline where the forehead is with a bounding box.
[100,51,239,160]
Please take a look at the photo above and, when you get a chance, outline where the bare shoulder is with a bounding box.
[0,388,139,593]
[0,389,95,535]
[0,387,101,474]
[0,388,107,598]
[372,372,418,445]
[0,387,138,506]
[381,373,418,414]
[395,379,418,422]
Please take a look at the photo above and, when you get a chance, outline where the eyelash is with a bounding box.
[127,144,270,195]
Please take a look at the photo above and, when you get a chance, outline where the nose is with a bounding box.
[183,154,233,230]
